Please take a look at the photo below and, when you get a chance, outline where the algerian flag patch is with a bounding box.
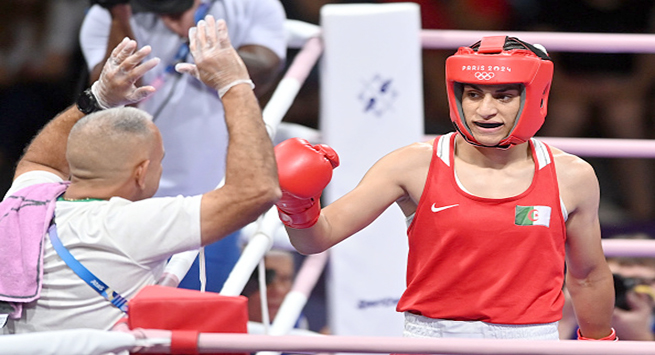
[515,205,551,227]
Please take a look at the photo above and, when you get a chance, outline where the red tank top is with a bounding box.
[397,133,566,324]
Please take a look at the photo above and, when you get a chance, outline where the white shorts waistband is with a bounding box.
[403,312,559,340]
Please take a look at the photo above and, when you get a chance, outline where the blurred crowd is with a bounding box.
[0,0,88,193]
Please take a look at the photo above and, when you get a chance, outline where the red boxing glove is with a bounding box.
[577,328,618,341]
[274,138,339,229]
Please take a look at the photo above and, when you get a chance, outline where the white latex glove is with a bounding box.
[175,15,254,98]
[92,37,160,108]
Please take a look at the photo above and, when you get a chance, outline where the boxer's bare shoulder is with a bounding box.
[550,147,599,216]
[367,140,434,215]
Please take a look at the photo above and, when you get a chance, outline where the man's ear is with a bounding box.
[135,159,151,190]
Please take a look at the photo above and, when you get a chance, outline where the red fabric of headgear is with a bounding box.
[445,36,554,148]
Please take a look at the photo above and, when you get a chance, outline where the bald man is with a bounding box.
[65,108,164,201]
[1,16,279,334]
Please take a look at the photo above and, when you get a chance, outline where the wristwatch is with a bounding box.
[76,88,103,114]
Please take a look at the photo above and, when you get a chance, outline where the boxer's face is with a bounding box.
[461,83,522,147]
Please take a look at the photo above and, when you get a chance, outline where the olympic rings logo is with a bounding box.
[474,72,495,80]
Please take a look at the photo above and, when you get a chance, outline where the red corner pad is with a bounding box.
[171,330,200,354]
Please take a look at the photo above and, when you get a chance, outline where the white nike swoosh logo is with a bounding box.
[431,203,459,213]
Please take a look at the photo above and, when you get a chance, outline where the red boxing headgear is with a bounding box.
[445,36,554,148]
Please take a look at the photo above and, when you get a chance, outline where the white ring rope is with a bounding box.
[602,239,655,257]
[263,35,323,139]
[285,19,321,49]
[423,136,655,158]
[139,331,655,354]
[3,328,655,355]
[220,207,277,296]
[421,29,655,53]
[539,137,655,158]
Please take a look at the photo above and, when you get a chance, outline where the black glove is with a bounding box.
[92,0,130,9]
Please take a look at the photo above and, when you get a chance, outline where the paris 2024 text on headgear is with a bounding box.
[446,36,554,148]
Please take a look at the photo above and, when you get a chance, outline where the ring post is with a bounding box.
[320,3,423,337]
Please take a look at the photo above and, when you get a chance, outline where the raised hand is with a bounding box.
[175,15,254,98]
[92,37,160,108]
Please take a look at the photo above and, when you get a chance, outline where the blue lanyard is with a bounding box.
[47,223,129,313]
[164,1,214,74]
